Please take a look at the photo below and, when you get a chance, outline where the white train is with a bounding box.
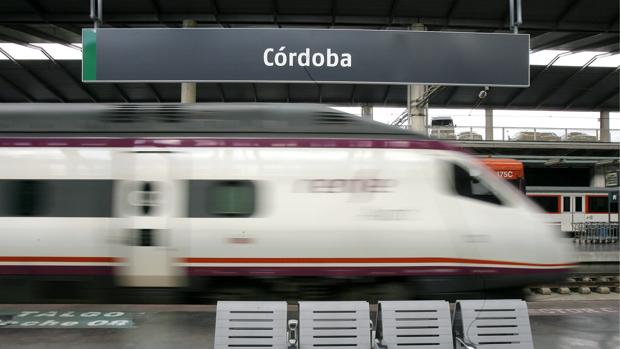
[0,104,575,301]
[526,186,619,233]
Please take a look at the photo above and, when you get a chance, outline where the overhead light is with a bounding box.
[544,158,562,166]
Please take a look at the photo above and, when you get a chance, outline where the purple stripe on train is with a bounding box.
[0,138,463,152]
[0,265,114,276]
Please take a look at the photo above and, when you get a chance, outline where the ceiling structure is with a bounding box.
[0,0,618,110]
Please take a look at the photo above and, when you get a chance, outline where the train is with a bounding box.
[0,104,575,302]
[526,186,618,233]
[479,158,619,233]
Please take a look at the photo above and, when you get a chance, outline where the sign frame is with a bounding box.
[82,28,530,87]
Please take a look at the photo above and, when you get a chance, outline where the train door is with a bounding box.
[113,150,186,287]
[571,195,585,226]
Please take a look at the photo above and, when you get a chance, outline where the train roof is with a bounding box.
[0,103,426,139]
[526,186,619,193]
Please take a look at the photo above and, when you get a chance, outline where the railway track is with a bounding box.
[530,272,620,295]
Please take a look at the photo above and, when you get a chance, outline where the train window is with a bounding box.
[452,164,503,205]
[587,196,609,213]
[529,196,559,213]
[0,180,47,216]
[0,180,112,217]
[188,180,256,217]
[563,197,571,212]
[575,197,583,212]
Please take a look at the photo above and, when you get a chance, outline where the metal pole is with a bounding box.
[98,0,103,26]
[509,0,515,32]
[181,19,197,103]
[508,0,522,34]
[90,0,103,29]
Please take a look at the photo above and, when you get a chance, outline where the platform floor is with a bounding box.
[0,298,618,349]
[573,242,619,263]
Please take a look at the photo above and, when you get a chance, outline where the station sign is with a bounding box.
[82,28,529,87]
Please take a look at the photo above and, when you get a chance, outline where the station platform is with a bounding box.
[573,242,620,263]
[0,297,617,349]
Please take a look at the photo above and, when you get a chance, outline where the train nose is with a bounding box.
[536,222,578,276]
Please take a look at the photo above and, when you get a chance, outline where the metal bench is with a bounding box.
[214,301,291,349]
[373,300,453,349]
[298,301,372,349]
[453,299,533,349]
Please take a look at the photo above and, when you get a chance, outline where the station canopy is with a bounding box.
[0,0,618,110]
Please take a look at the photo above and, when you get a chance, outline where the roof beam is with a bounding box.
[567,34,620,52]
[382,85,391,104]
[0,74,35,102]
[52,24,83,36]
[0,47,66,102]
[530,32,594,53]
[564,66,620,109]
[147,83,162,102]
[609,16,619,31]
[508,37,617,108]
[286,84,290,103]
[535,51,619,108]
[330,0,337,28]
[387,0,399,27]
[252,83,258,102]
[25,0,46,22]
[273,0,280,28]
[349,84,357,104]
[0,25,81,50]
[209,0,228,28]
[0,14,611,32]
[113,84,130,103]
[217,83,225,102]
[0,35,96,102]
[445,0,459,25]
[149,0,162,23]
[553,0,583,29]
[594,88,619,109]
[443,86,460,106]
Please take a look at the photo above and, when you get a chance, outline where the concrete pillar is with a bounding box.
[361,104,373,120]
[600,111,610,142]
[407,85,427,133]
[181,19,197,103]
[485,108,494,141]
[407,23,428,134]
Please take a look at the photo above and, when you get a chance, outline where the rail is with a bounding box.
[421,126,620,142]
[572,222,619,244]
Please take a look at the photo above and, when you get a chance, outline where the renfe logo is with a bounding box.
[295,178,396,193]
[264,47,352,67]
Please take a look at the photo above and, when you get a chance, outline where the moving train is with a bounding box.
[0,104,575,302]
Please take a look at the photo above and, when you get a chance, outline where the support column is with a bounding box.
[407,23,428,134]
[485,108,494,141]
[600,111,610,142]
[361,103,373,120]
[181,19,197,103]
